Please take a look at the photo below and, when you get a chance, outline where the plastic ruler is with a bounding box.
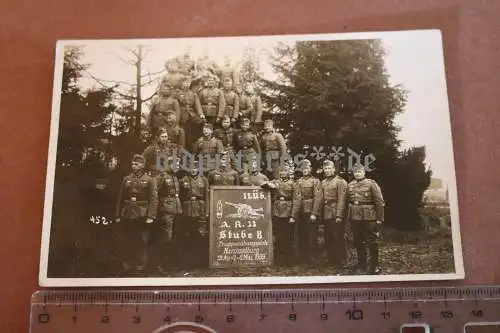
[30,286,500,333]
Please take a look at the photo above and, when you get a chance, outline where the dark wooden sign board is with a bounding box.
[209,185,274,268]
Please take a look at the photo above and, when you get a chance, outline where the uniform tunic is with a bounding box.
[148,97,181,131]
[267,178,299,265]
[321,175,348,266]
[346,177,385,270]
[115,171,158,268]
[220,89,240,120]
[261,130,287,179]
[293,175,323,263]
[209,167,240,185]
[199,87,225,120]
[193,136,224,173]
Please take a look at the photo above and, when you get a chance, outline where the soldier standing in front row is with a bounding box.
[179,160,210,269]
[321,159,348,268]
[293,159,323,266]
[346,163,385,275]
[154,161,182,272]
[261,163,298,266]
[115,154,158,273]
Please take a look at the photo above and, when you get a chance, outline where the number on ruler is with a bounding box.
[132,316,141,324]
[320,313,328,321]
[38,313,50,324]
[441,310,454,319]
[72,316,77,323]
[289,313,297,321]
[101,315,110,324]
[259,314,267,321]
[345,309,363,320]
[471,310,483,317]
[195,314,204,323]
[381,312,391,319]
[410,310,423,319]
[226,314,235,323]
[164,316,171,323]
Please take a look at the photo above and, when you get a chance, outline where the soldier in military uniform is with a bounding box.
[236,86,253,126]
[193,123,224,174]
[234,117,261,173]
[153,161,183,272]
[147,86,181,138]
[261,164,298,266]
[346,163,385,275]
[218,77,239,125]
[179,160,210,269]
[199,74,225,126]
[142,129,179,177]
[177,76,205,150]
[115,154,158,273]
[218,56,240,89]
[292,159,323,266]
[164,112,186,152]
[260,119,287,180]
[245,85,263,130]
[160,59,183,91]
[240,157,269,186]
[214,115,238,168]
[321,159,348,268]
[208,151,240,186]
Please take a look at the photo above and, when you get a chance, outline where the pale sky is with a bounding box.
[65,30,457,188]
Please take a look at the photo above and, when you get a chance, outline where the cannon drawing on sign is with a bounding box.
[225,202,264,219]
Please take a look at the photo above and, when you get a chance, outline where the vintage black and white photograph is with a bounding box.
[39,30,464,286]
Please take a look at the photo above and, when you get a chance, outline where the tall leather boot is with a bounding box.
[368,244,381,274]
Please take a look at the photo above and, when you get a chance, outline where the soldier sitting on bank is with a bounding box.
[346,163,385,275]
[179,159,210,269]
[114,154,158,273]
[261,163,299,266]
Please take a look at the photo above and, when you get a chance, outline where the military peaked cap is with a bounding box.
[132,154,145,164]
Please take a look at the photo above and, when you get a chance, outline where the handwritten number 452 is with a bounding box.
[90,216,112,225]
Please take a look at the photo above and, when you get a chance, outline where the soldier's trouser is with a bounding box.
[120,218,149,269]
[150,214,176,269]
[297,213,320,264]
[325,219,346,266]
[272,217,298,265]
[264,158,281,180]
[174,216,203,269]
[350,220,379,269]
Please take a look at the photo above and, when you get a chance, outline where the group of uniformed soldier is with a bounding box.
[113,53,386,276]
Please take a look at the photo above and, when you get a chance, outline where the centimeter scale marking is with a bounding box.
[30,286,500,333]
